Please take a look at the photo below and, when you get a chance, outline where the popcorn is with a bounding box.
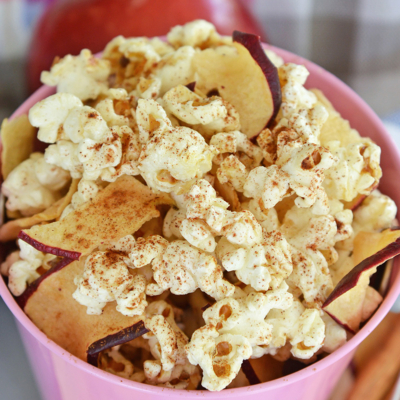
[266,299,325,360]
[138,126,217,193]
[211,131,263,168]
[180,218,217,252]
[143,301,200,389]
[118,37,161,71]
[282,209,337,306]
[99,348,144,381]
[186,327,252,391]
[144,240,235,300]
[135,99,173,143]
[77,126,122,180]
[154,46,196,95]
[323,140,382,202]
[244,141,337,210]
[163,85,227,125]
[353,190,397,233]
[287,104,329,144]
[73,251,147,316]
[44,140,83,179]
[217,155,248,192]
[221,210,263,248]
[41,49,110,101]
[163,208,186,239]
[2,152,70,216]
[128,235,169,268]
[279,63,317,119]
[216,229,292,291]
[186,284,292,390]
[167,19,222,49]
[131,77,161,100]
[95,88,132,127]
[241,198,280,232]
[63,106,110,143]
[29,93,82,143]
[7,240,56,296]
[100,126,142,182]
[183,179,229,229]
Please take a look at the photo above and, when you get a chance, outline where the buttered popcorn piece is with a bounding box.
[279,63,317,119]
[167,19,225,49]
[41,49,110,101]
[186,328,252,391]
[2,152,70,216]
[143,301,200,388]
[73,251,147,316]
[282,208,338,306]
[244,141,337,210]
[131,77,161,100]
[195,284,292,363]
[353,190,397,233]
[29,93,83,143]
[323,139,382,202]
[7,240,56,296]
[211,131,263,169]
[142,240,235,300]
[135,99,172,143]
[95,88,132,127]
[138,125,217,193]
[216,229,292,291]
[154,46,196,95]
[217,155,248,192]
[163,85,227,125]
[100,125,142,182]
[266,299,325,360]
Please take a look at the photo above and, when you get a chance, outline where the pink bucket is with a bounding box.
[1,44,400,400]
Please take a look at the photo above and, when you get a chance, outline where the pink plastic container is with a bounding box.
[1,44,400,400]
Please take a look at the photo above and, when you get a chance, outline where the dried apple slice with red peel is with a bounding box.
[0,179,79,242]
[23,260,147,362]
[193,31,281,139]
[323,228,400,333]
[18,175,173,260]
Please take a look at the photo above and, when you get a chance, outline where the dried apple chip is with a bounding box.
[0,179,79,242]
[23,259,147,361]
[311,89,362,147]
[19,175,172,259]
[194,31,281,139]
[0,115,36,179]
[323,228,400,332]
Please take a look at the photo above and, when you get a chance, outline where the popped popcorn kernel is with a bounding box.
[41,49,110,101]
[2,152,70,216]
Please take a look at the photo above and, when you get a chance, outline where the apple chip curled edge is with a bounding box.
[22,259,148,363]
[323,228,400,333]
[18,175,173,260]
[193,31,281,139]
[0,179,79,242]
[0,115,36,180]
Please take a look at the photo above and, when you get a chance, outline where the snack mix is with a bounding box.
[1,20,399,392]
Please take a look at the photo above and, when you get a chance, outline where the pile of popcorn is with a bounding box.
[1,20,396,392]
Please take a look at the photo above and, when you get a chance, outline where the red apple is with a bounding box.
[18,176,173,260]
[193,31,281,139]
[323,228,400,332]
